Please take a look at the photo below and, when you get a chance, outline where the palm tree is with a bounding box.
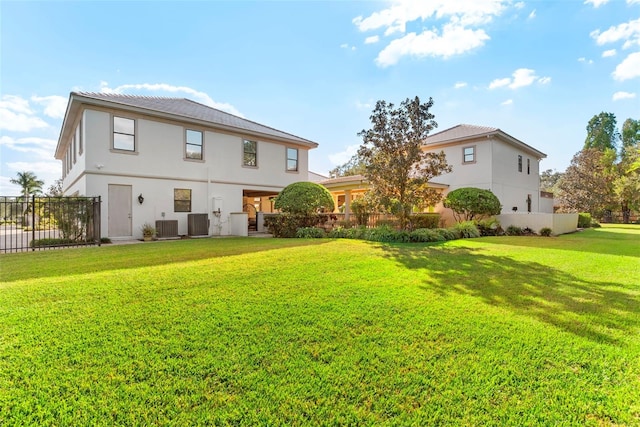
[9,171,44,226]
[10,171,44,199]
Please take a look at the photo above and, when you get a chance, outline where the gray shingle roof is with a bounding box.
[424,124,498,144]
[71,92,318,147]
[425,124,546,159]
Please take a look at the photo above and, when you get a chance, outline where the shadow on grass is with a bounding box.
[0,238,331,283]
[381,244,638,345]
[480,227,640,258]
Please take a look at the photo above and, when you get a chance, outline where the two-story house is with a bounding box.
[424,124,548,223]
[55,92,318,239]
[321,124,549,226]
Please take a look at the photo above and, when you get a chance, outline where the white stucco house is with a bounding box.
[321,124,571,230]
[423,124,549,222]
[55,92,318,239]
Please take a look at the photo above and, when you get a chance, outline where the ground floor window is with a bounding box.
[174,188,192,212]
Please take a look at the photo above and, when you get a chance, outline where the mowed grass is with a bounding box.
[0,225,638,425]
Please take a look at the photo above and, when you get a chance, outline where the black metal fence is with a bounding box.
[0,196,101,253]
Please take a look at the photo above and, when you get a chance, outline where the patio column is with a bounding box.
[344,190,351,221]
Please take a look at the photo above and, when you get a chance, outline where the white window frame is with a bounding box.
[185,129,204,161]
[112,116,137,153]
[243,139,258,167]
[286,147,298,172]
[462,146,476,164]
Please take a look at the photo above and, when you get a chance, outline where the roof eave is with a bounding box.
[68,93,319,149]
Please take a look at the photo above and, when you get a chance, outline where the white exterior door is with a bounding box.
[108,184,132,237]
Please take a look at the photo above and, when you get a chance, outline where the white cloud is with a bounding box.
[375,24,490,66]
[340,43,356,51]
[0,95,49,132]
[354,0,510,66]
[99,82,244,117]
[613,51,640,80]
[31,95,67,119]
[489,77,511,89]
[578,57,594,64]
[628,0,640,4]
[0,136,57,161]
[590,18,640,49]
[489,68,550,89]
[355,100,373,110]
[584,0,610,7]
[612,91,637,101]
[454,82,468,89]
[514,2,525,9]
[602,49,617,57]
[528,9,536,19]
[364,35,380,44]
[501,99,513,106]
[328,144,360,166]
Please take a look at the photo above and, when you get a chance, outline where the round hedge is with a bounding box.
[274,181,335,215]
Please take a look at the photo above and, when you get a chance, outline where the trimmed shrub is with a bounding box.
[453,221,481,238]
[264,214,327,238]
[274,182,335,215]
[475,218,502,236]
[296,227,326,238]
[410,228,446,242]
[578,213,592,228]
[350,198,370,226]
[437,228,458,241]
[505,225,524,236]
[364,225,408,242]
[539,227,552,237]
[591,221,602,228]
[409,213,440,230]
[443,188,502,221]
[30,238,77,248]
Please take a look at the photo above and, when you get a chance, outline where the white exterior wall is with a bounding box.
[432,139,493,190]
[427,136,545,226]
[490,139,541,214]
[61,108,310,239]
[496,213,578,235]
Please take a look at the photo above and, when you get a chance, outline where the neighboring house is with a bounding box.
[55,92,318,239]
[321,124,549,225]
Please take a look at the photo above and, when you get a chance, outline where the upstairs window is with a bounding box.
[113,116,135,151]
[463,146,475,163]
[518,155,523,172]
[76,121,83,155]
[185,129,203,160]
[287,148,298,172]
[527,158,531,175]
[174,189,192,212]
[243,139,257,167]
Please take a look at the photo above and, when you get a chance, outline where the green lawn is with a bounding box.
[1,225,638,425]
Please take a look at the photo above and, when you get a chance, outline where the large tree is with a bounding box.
[614,124,640,222]
[328,153,366,178]
[357,96,451,230]
[621,118,640,159]
[540,169,563,193]
[10,171,44,199]
[556,148,616,216]
[584,112,620,152]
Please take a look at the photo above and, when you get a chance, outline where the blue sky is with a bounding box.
[1,0,638,194]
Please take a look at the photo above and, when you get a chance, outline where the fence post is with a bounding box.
[31,195,36,251]
[96,196,102,246]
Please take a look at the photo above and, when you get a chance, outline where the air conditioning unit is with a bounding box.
[156,220,178,238]
[188,213,209,236]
